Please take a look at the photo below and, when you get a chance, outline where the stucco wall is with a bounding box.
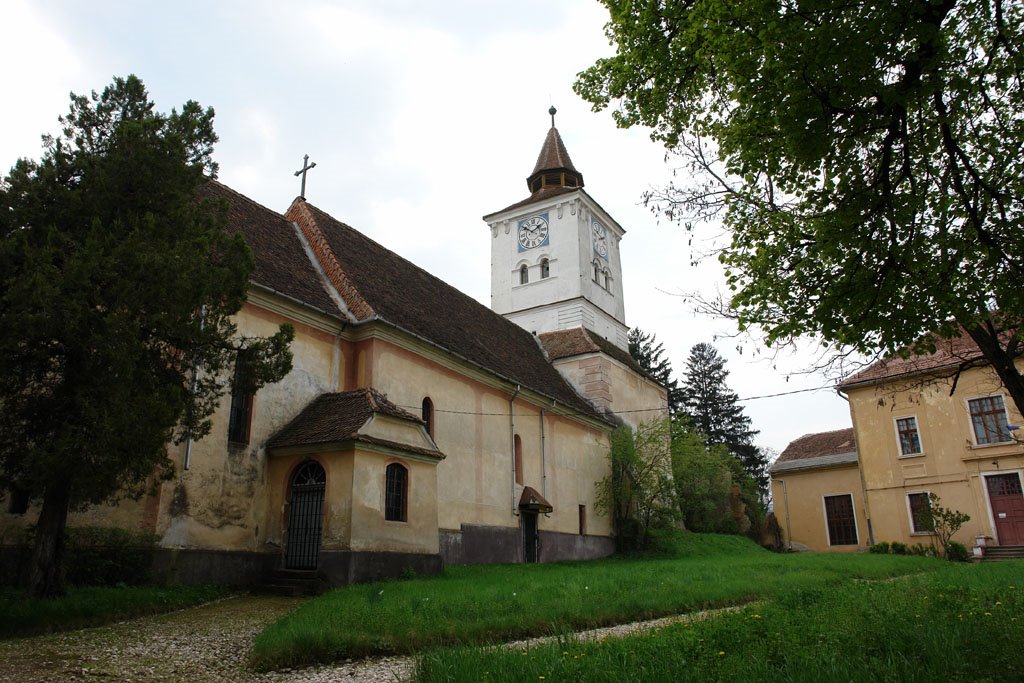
[771,464,866,552]
[847,363,1024,547]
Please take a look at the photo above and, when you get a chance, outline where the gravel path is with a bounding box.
[0,596,741,683]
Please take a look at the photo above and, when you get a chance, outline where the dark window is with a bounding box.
[824,494,858,545]
[969,396,1012,445]
[385,463,408,522]
[908,492,933,533]
[422,397,434,438]
[227,350,254,445]
[519,264,529,285]
[579,504,587,535]
[896,417,922,455]
[540,258,550,279]
[592,260,600,283]
[6,487,29,515]
[514,434,523,485]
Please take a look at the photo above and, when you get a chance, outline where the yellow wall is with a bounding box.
[771,464,867,552]
[847,363,1024,547]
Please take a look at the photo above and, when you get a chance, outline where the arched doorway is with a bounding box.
[284,460,326,569]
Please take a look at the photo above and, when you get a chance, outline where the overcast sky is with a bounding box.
[1,0,854,454]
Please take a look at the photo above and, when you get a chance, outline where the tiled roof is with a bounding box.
[772,428,857,472]
[839,331,988,388]
[539,327,651,380]
[198,181,340,317]
[531,127,580,176]
[486,185,581,218]
[267,388,439,458]
[288,201,610,424]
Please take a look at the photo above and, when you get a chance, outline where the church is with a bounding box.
[1,113,667,586]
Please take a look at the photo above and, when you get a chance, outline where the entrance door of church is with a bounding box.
[522,511,540,563]
[987,473,1024,546]
[284,460,326,570]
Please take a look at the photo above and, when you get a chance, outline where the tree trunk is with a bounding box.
[964,323,1024,423]
[24,480,71,598]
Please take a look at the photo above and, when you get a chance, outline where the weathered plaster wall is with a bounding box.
[848,363,1024,547]
[552,354,666,430]
[771,465,866,552]
[349,449,439,554]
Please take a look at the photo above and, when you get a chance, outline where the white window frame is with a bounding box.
[893,415,924,457]
[905,489,933,535]
[965,393,1013,447]
[821,492,860,547]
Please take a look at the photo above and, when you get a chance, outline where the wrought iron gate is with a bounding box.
[284,460,326,570]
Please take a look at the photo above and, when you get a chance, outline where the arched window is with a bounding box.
[519,264,529,285]
[421,397,434,438]
[540,258,550,279]
[385,463,408,522]
[602,269,611,290]
[514,434,523,485]
[592,260,600,283]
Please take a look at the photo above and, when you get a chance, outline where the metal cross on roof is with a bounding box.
[294,154,317,199]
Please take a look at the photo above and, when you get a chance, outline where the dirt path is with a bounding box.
[0,596,742,683]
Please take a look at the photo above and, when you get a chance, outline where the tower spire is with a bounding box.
[526,107,584,194]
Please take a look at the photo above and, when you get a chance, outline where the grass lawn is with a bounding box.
[0,583,230,639]
[250,532,938,671]
[415,561,1024,682]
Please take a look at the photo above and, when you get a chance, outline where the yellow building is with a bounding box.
[0,117,667,586]
[772,335,1024,554]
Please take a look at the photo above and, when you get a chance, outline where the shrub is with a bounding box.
[890,542,909,555]
[944,541,971,563]
[64,527,158,586]
[868,542,890,554]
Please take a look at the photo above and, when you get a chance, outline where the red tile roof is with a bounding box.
[531,126,580,177]
[199,181,340,316]
[775,428,857,465]
[267,388,442,459]
[839,332,987,389]
[539,327,650,379]
[287,200,609,424]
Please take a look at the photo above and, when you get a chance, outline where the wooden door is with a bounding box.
[986,473,1024,546]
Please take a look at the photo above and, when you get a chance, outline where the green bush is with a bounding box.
[868,542,890,554]
[64,527,158,586]
[890,541,909,555]
[944,540,971,562]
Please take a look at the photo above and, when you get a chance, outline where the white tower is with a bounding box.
[484,108,629,350]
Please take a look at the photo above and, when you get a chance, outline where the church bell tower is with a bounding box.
[483,108,629,350]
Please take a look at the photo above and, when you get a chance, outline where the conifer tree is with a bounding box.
[627,328,684,414]
[679,343,769,494]
[0,76,294,597]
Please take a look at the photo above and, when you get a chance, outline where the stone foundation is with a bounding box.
[440,523,614,565]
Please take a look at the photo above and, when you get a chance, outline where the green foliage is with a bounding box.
[868,542,890,554]
[415,562,1024,682]
[678,344,768,497]
[576,0,1024,417]
[0,584,226,639]
[0,75,294,596]
[891,542,909,555]
[926,494,972,558]
[945,541,971,563]
[251,533,934,670]
[627,327,684,414]
[595,420,679,551]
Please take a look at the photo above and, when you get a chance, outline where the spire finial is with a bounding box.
[548,105,557,128]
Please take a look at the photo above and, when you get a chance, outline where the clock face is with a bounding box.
[592,221,609,259]
[517,214,550,251]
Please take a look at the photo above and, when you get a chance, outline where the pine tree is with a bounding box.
[627,328,684,414]
[0,76,294,597]
[679,343,769,494]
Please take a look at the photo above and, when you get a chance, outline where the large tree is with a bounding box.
[576,1,1024,416]
[628,327,684,414]
[679,343,768,493]
[0,76,294,597]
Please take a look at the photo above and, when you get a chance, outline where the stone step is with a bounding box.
[258,568,330,596]
[982,545,1024,561]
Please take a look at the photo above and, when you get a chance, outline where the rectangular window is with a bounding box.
[578,504,587,535]
[227,351,254,445]
[907,492,934,534]
[968,395,1012,445]
[824,494,858,546]
[896,417,922,455]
